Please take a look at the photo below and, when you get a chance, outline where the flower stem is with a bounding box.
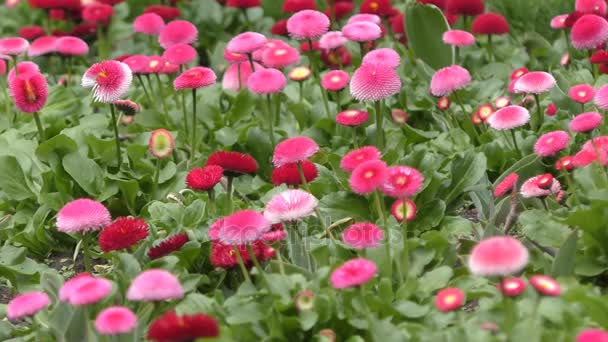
[298,81,303,103]
[233,245,251,284]
[154,73,168,114]
[246,244,267,281]
[533,94,543,131]
[190,89,198,163]
[400,197,409,285]
[487,34,493,62]
[374,100,384,150]
[151,158,161,200]
[33,112,45,142]
[374,190,391,278]
[226,176,233,214]
[510,130,520,156]
[297,161,330,236]
[275,245,286,276]
[247,53,255,73]
[135,74,152,106]
[109,104,122,170]
[352,127,359,148]
[82,233,92,274]
[207,189,216,217]
[265,94,276,149]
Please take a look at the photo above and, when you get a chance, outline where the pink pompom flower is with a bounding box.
[173,66,216,90]
[163,44,198,65]
[486,105,530,130]
[534,130,570,157]
[336,109,369,126]
[7,291,50,320]
[28,36,58,57]
[0,37,29,55]
[595,84,608,109]
[57,198,111,233]
[349,159,387,195]
[520,174,561,198]
[55,36,89,56]
[576,329,608,342]
[64,276,113,305]
[321,70,349,91]
[551,14,568,29]
[342,222,384,249]
[468,236,529,276]
[82,60,132,103]
[442,29,475,47]
[287,10,330,40]
[342,21,382,42]
[261,45,300,68]
[347,13,381,25]
[226,31,267,54]
[95,306,137,335]
[158,20,198,49]
[9,72,48,113]
[529,275,561,296]
[247,68,286,94]
[272,136,319,167]
[133,13,165,35]
[330,258,377,289]
[362,48,400,69]
[218,210,271,245]
[493,173,519,197]
[569,112,603,133]
[381,166,424,198]
[350,62,401,101]
[576,0,607,15]
[319,31,347,50]
[435,288,464,312]
[340,146,381,172]
[263,189,318,224]
[123,55,150,74]
[571,14,608,49]
[569,84,595,104]
[513,71,555,94]
[127,269,184,301]
[429,65,471,97]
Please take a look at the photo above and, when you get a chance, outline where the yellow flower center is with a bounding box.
[578,91,586,98]
[395,176,407,186]
[331,76,341,83]
[149,60,159,68]
[24,80,36,103]
[274,49,287,56]
[370,2,379,10]
[345,110,358,117]
[443,295,457,305]
[364,171,375,179]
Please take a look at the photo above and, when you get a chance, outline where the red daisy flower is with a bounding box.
[186,165,223,191]
[498,278,526,297]
[147,311,219,341]
[147,233,189,260]
[359,0,393,17]
[556,156,575,171]
[205,151,258,177]
[435,287,464,312]
[271,160,318,186]
[493,173,519,197]
[210,240,272,268]
[143,5,181,21]
[98,217,148,253]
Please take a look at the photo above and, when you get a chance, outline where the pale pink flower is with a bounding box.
[347,13,381,25]
[55,36,89,56]
[247,68,287,94]
[570,112,603,132]
[57,198,111,233]
[0,37,29,55]
[127,269,184,301]
[226,31,267,54]
[133,13,165,35]
[342,21,382,42]
[319,31,347,50]
[550,14,568,29]
[173,66,216,90]
[82,60,132,103]
[468,236,529,276]
[442,29,475,47]
[263,189,318,224]
[533,130,570,157]
[222,61,264,91]
[486,105,530,130]
[513,71,555,94]
[272,136,319,167]
[350,62,401,101]
[595,84,608,109]
[362,48,400,69]
[429,65,471,96]
[158,20,198,49]
[7,291,50,320]
[261,45,300,68]
[65,277,113,305]
[28,36,57,57]
[162,44,198,65]
[520,175,561,198]
[95,306,137,335]
[287,10,330,40]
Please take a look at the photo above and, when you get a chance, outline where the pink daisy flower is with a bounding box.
[350,62,401,101]
[28,36,58,57]
[224,50,248,63]
[261,45,300,68]
[336,109,369,126]
[149,129,174,159]
[342,21,382,42]
[222,61,264,91]
[349,159,387,194]
[534,130,570,157]
[321,70,349,91]
[59,273,93,301]
[347,13,381,25]
[7,291,50,320]
[442,29,475,47]
[247,68,287,94]
[55,36,89,56]
[57,198,111,233]
[82,60,132,103]
[468,236,529,276]
[529,275,561,296]
[341,222,384,249]
[66,277,113,306]
[498,278,526,297]
[263,189,318,224]
[319,31,347,50]
[576,329,608,342]
[252,39,290,61]
[158,20,198,49]
[133,13,165,35]
[550,14,568,29]
[391,109,407,124]
[173,66,216,90]
[486,105,530,130]
[0,37,29,55]
[287,10,330,40]
[576,0,607,15]
[390,198,417,222]
[429,65,471,97]
[123,55,150,74]
[493,173,519,197]
[95,306,137,335]
[570,14,608,49]
[162,44,198,65]
[362,48,400,69]
[381,166,424,198]
[594,84,608,109]
[7,61,40,83]
[570,111,603,132]
[340,146,381,172]
[218,210,271,245]
[435,288,464,312]
[520,174,561,198]
[9,72,48,113]
[127,269,184,301]
[226,31,267,54]
[272,136,319,167]
[513,71,555,94]
[569,84,595,103]
[330,258,377,289]
[147,56,166,73]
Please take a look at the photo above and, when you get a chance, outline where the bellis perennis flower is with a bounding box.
[82,60,132,103]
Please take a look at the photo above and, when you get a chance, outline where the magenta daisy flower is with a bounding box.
[321,70,349,91]
[486,105,530,130]
[82,60,132,103]
[133,13,165,35]
[576,0,607,15]
[529,275,561,296]
[520,174,561,198]
[226,31,267,54]
[340,146,381,172]
[534,130,570,157]
[123,55,150,74]
[287,10,330,40]
[342,21,382,42]
[442,29,475,47]
[493,173,519,197]
[218,210,271,245]
[162,44,198,65]
[247,68,287,94]
[513,71,555,94]
[551,14,568,29]
[498,278,526,297]
[429,65,471,97]
[319,31,347,50]
[55,36,89,56]
[342,222,384,249]
[349,159,387,195]
[28,36,58,57]
[576,329,608,342]
[158,20,198,49]
[127,269,184,301]
[57,198,111,233]
[0,37,29,55]
[7,292,50,320]
[272,136,319,167]
[263,189,318,224]
[350,62,401,101]
[362,48,400,68]
[95,307,137,335]
[468,236,529,276]
[594,84,608,109]
[570,14,608,49]
[261,45,300,68]
[569,84,595,104]
[381,166,424,198]
[435,287,464,313]
[173,67,216,90]
[9,72,48,113]
[64,276,113,306]
[569,112,603,133]
[336,109,369,126]
[330,258,377,289]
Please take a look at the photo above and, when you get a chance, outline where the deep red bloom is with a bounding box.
[446,0,484,16]
[493,173,519,197]
[226,0,260,8]
[321,47,352,69]
[144,5,181,21]
[210,240,273,268]
[359,0,393,17]
[186,165,223,191]
[271,19,289,36]
[27,0,81,9]
[49,9,67,21]
[147,311,219,341]
[546,102,557,116]
[19,26,46,40]
[471,13,509,35]
[82,3,114,24]
[590,50,608,63]
[96,0,124,4]
[70,23,97,39]
[271,160,318,186]
[148,233,189,260]
[98,217,148,253]
[206,151,258,176]
[498,278,526,297]
[283,0,316,13]
[9,72,48,113]
[324,2,354,20]
[556,156,575,171]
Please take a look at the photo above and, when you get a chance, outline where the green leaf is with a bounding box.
[520,209,571,247]
[319,191,371,222]
[62,151,104,196]
[215,127,238,147]
[35,134,77,164]
[551,229,578,278]
[418,266,453,294]
[394,301,430,319]
[441,151,487,204]
[0,155,36,200]
[405,2,453,70]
